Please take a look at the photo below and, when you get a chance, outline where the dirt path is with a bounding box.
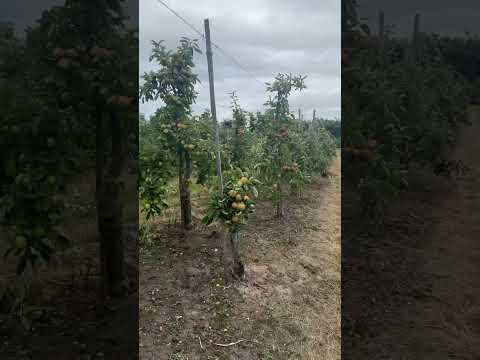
[343,108,480,359]
[402,106,480,358]
[139,153,340,359]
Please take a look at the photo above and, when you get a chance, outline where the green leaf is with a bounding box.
[202,213,213,226]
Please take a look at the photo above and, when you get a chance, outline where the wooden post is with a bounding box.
[275,102,285,219]
[230,231,244,278]
[204,18,224,196]
[313,109,316,121]
[407,14,424,135]
[412,13,420,63]
[379,10,385,52]
[205,18,234,281]
[298,108,301,120]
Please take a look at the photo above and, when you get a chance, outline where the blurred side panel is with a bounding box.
[0,1,139,359]
[342,0,480,358]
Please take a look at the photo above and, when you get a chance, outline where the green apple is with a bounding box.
[15,236,27,249]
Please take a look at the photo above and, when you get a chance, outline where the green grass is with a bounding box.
[163,177,209,207]
[139,176,212,228]
[168,353,188,360]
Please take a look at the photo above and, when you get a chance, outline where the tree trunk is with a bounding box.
[222,229,232,280]
[274,103,285,219]
[276,138,286,218]
[223,230,244,281]
[276,180,285,218]
[230,231,244,278]
[96,107,107,299]
[178,148,192,229]
[98,181,127,297]
[97,109,128,298]
[108,109,128,296]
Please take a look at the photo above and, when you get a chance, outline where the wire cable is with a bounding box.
[155,0,204,38]
[210,43,265,86]
[154,0,265,87]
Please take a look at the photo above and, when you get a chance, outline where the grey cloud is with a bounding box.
[1,0,340,121]
[1,0,138,36]
[140,0,340,120]
[358,0,480,36]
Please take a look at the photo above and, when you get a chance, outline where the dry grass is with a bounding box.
[139,154,341,359]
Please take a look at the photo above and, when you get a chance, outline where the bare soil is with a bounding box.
[342,107,480,359]
[139,153,341,360]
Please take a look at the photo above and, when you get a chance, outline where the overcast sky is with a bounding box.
[140,0,341,121]
[0,0,138,35]
[5,1,477,123]
[357,0,480,37]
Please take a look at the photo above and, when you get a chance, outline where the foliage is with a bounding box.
[140,37,201,227]
[342,3,470,218]
[264,74,306,212]
[319,119,341,146]
[229,91,249,168]
[141,37,201,114]
[202,171,258,232]
[139,221,156,247]
[1,0,138,273]
[139,46,337,226]
[190,112,218,185]
[139,114,171,219]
